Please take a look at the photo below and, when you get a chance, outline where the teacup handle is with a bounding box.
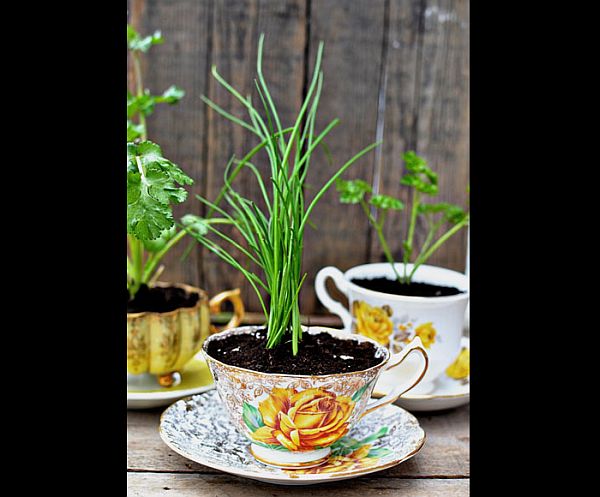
[209,289,245,334]
[315,266,353,331]
[362,336,429,418]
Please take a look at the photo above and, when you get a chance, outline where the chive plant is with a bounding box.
[188,34,379,354]
[336,151,469,285]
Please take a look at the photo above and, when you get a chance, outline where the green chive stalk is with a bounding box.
[191,34,380,354]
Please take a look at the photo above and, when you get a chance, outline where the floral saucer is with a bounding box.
[127,353,214,409]
[373,337,470,412]
[159,390,425,485]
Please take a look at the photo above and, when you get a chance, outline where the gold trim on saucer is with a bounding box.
[158,394,427,484]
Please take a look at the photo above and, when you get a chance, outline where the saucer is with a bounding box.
[373,336,470,412]
[127,354,214,409]
[159,390,425,485]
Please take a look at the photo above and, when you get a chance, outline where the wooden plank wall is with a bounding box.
[127,0,469,314]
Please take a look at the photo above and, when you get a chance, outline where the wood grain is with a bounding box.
[202,0,307,311]
[369,0,469,273]
[131,0,212,287]
[412,0,469,272]
[128,0,470,313]
[369,0,421,263]
[127,473,469,496]
[301,0,387,314]
[127,404,469,477]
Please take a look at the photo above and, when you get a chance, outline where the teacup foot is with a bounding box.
[250,444,330,469]
[157,371,181,388]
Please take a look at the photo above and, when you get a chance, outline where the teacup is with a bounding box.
[202,325,428,469]
[315,263,469,394]
[127,282,245,387]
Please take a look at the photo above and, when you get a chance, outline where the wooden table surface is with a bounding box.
[128,314,469,495]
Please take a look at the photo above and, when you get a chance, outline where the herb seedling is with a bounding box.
[336,151,469,284]
[127,25,200,298]
[186,34,380,354]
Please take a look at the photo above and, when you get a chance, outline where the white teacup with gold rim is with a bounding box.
[202,326,428,469]
[315,263,468,394]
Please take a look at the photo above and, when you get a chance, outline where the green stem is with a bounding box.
[408,217,469,281]
[206,128,294,218]
[126,256,134,283]
[128,235,144,298]
[363,202,402,283]
[142,229,187,283]
[132,52,147,141]
[403,190,420,283]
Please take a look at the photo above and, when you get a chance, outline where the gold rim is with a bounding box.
[158,396,427,482]
[127,281,208,320]
[202,325,391,379]
[361,345,429,417]
[373,337,469,400]
[372,387,469,400]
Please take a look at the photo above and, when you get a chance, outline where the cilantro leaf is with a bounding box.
[336,179,372,203]
[127,25,163,52]
[127,90,156,118]
[127,120,145,141]
[370,194,404,211]
[127,141,193,240]
[155,85,185,104]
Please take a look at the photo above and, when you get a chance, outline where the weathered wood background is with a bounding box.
[127,0,469,314]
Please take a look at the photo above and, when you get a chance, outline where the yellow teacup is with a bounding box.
[127,282,244,386]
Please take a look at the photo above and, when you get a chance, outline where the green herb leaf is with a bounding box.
[142,225,177,252]
[336,179,372,204]
[181,214,210,236]
[127,25,163,52]
[401,152,438,195]
[127,120,145,141]
[444,205,467,224]
[127,187,174,240]
[418,202,466,224]
[369,194,404,211]
[155,85,185,104]
[127,90,156,118]
[242,403,264,432]
[402,151,428,173]
[417,202,452,214]
[127,141,193,240]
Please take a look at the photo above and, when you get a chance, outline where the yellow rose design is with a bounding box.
[414,322,436,349]
[251,387,354,451]
[288,443,378,475]
[352,301,393,346]
[446,347,469,379]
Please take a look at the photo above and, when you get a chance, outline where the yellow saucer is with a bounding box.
[127,354,214,409]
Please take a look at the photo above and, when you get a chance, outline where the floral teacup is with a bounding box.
[315,263,469,393]
[127,282,245,387]
[202,325,428,469]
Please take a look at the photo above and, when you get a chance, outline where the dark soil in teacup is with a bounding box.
[127,284,199,313]
[206,328,382,375]
[351,277,464,297]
